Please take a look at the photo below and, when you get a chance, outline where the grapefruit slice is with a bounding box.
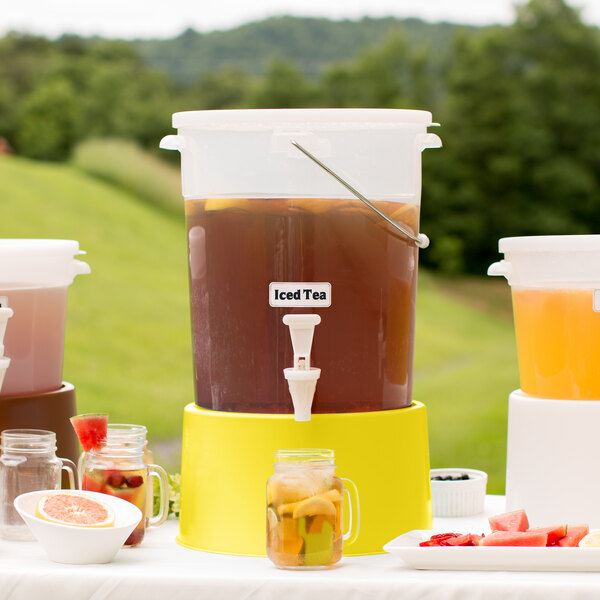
[70,413,108,452]
[36,492,115,528]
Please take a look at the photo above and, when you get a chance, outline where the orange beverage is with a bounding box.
[266,450,344,569]
[512,288,600,399]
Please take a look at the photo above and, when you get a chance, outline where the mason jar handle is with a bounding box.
[58,457,77,489]
[76,452,86,489]
[341,477,360,547]
[148,463,168,527]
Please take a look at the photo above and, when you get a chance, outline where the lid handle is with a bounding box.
[291,141,430,249]
[487,260,512,278]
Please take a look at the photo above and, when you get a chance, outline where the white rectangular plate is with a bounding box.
[383,530,600,572]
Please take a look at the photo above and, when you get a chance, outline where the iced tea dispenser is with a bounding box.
[161,109,441,555]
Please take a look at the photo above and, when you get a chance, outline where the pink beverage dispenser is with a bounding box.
[0,239,90,468]
[161,109,441,555]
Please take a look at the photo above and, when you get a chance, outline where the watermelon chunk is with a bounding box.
[527,525,567,546]
[557,525,590,547]
[445,533,484,546]
[489,509,529,532]
[70,413,108,452]
[479,530,547,547]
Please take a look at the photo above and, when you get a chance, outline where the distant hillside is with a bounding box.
[133,16,476,84]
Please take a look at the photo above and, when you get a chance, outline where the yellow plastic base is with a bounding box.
[178,403,432,556]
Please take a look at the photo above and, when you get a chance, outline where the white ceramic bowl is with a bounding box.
[430,468,488,517]
[14,489,142,564]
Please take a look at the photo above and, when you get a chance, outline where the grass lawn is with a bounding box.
[0,155,193,442]
[0,153,519,491]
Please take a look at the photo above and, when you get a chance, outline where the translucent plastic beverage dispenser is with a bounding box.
[161,109,441,555]
[0,239,90,397]
[489,235,600,527]
[0,239,90,473]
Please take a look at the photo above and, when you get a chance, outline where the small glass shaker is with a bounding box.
[0,429,76,540]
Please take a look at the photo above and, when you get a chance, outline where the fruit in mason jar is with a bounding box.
[317,489,342,503]
[106,473,126,488]
[266,472,342,568]
[36,492,115,527]
[69,413,108,452]
[126,475,144,488]
[299,517,334,566]
[293,496,336,519]
[268,472,331,505]
[82,466,147,546]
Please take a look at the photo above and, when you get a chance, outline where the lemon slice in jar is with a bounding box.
[293,497,336,519]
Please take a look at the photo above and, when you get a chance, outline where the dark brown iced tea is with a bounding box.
[185,197,419,413]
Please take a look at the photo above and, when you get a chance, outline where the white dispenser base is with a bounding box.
[506,389,600,527]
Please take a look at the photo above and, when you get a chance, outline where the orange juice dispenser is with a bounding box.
[161,109,441,555]
[489,235,600,527]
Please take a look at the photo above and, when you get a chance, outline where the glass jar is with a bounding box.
[80,424,168,546]
[0,429,76,540]
[266,448,359,569]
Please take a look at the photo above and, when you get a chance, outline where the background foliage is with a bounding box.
[1,0,599,274]
[0,0,598,486]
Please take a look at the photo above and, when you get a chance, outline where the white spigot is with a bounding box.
[282,314,321,421]
[0,306,13,358]
[0,306,13,393]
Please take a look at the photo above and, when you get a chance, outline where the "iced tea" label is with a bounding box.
[269,283,331,307]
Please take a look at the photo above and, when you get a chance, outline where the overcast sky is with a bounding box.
[1,0,599,39]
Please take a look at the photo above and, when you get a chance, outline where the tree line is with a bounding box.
[1,0,599,274]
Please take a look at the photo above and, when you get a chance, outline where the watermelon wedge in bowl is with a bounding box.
[70,413,108,452]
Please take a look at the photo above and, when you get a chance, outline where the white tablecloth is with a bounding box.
[2,496,600,600]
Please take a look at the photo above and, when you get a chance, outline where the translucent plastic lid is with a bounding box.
[0,239,90,287]
[274,448,334,464]
[499,235,600,253]
[161,108,441,202]
[489,235,600,288]
[172,108,435,129]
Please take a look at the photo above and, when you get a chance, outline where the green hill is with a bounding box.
[133,16,474,84]
[0,154,517,490]
[0,155,193,440]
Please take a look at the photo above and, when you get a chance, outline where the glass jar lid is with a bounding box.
[0,429,57,453]
[274,448,334,465]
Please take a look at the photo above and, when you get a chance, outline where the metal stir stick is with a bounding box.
[291,140,429,249]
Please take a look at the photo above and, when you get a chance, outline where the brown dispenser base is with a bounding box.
[0,382,79,472]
